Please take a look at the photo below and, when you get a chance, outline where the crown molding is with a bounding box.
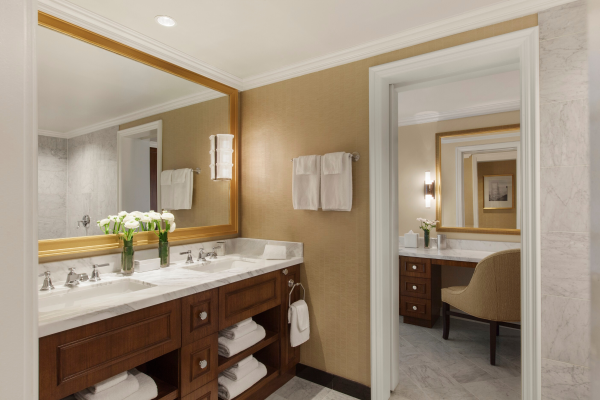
[398,99,520,127]
[37,0,244,90]
[38,129,68,138]
[441,130,521,144]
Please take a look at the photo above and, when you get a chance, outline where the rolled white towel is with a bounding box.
[89,371,128,394]
[219,321,258,340]
[122,369,158,400]
[218,362,267,400]
[221,355,259,381]
[218,325,266,358]
[74,373,139,400]
[224,318,253,330]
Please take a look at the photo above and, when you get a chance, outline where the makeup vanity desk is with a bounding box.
[398,246,495,328]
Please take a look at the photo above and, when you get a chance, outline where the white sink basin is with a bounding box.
[38,279,155,313]
[183,258,260,274]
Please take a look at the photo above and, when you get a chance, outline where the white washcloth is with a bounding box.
[218,325,266,358]
[219,320,258,340]
[320,154,352,211]
[75,373,139,400]
[292,156,321,211]
[288,300,310,347]
[295,155,319,175]
[172,168,193,210]
[89,372,128,394]
[225,318,252,330]
[218,362,267,400]
[221,355,259,381]
[262,245,287,260]
[123,369,158,400]
[160,170,174,209]
[322,152,345,175]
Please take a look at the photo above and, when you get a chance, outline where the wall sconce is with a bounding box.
[424,171,435,208]
[209,134,234,180]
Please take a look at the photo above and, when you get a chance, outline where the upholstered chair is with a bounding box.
[441,249,521,365]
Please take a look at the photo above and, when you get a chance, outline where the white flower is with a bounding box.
[108,215,119,222]
[131,211,144,219]
[140,214,152,223]
[124,220,140,230]
[169,222,176,233]
[123,214,137,222]
[98,218,110,227]
[161,212,175,222]
[118,211,128,218]
[148,211,162,220]
[417,218,424,222]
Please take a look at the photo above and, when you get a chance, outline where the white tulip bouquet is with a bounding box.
[417,218,439,249]
[96,210,176,240]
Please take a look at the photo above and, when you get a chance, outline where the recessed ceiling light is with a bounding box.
[155,15,177,27]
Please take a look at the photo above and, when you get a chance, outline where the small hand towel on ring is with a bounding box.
[262,245,287,260]
[295,155,319,175]
[288,299,310,347]
[322,152,345,175]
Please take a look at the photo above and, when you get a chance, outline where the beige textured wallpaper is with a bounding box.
[120,96,231,228]
[241,15,537,385]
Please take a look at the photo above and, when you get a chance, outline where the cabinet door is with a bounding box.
[182,288,219,346]
[280,265,301,370]
[181,333,219,397]
[182,380,219,400]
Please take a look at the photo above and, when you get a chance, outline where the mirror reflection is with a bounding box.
[37,25,231,240]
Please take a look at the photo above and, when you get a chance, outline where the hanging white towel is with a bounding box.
[322,152,345,175]
[320,153,352,211]
[160,170,174,209]
[221,355,259,381]
[74,373,139,400]
[295,155,319,175]
[218,362,267,400]
[172,168,193,210]
[219,320,258,340]
[123,369,158,400]
[292,156,321,211]
[89,371,128,394]
[288,300,310,347]
[218,325,266,357]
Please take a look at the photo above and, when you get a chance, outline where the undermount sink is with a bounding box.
[38,279,155,313]
[183,258,260,273]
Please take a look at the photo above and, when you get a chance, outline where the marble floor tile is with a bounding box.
[401,363,460,390]
[466,356,521,380]
[441,358,494,385]
[266,377,359,400]
[541,358,589,400]
[390,388,429,400]
[462,379,520,400]
[421,386,477,400]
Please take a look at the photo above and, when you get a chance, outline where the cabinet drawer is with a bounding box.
[182,380,218,400]
[400,276,431,299]
[219,271,281,330]
[39,300,181,400]
[401,257,431,278]
[182,289,219,346]
[400,296,432,320]
[181,333,219,396]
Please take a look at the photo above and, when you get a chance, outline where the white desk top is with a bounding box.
[399,246,494,264]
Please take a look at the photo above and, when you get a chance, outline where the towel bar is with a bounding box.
[291,152,360,162]
[288,281,306,307]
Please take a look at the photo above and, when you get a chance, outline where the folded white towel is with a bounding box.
[233,354,255,369]
[320,153,352,211]
[75,373,139,400]
[262,245,287,260]
[160,170,174,209]
[322,152,345,175]
[218,325,266,358]
[295,155,319,175]
[89,372,128,394]
[292,156,321,211]
[172,168,193,210]
[219,320,258,340]
[221,355,259,381]
[218,362,267,400]
[288,300,310,347]
[122,369,158,400]
[223,318,252,330]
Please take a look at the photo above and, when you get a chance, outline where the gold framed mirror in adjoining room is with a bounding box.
[435,124,521,235]
[37,12,239,260]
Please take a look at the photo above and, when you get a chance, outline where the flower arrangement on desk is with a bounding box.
[417,218,439,249]
[151,211,176,268]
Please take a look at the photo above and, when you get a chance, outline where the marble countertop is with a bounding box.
[399,246,494,263]
[38,254,303,338]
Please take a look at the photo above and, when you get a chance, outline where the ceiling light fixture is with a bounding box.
[155,15,177,27]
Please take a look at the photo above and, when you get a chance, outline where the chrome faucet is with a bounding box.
[180,250,194,264]
[90,263,109,282]
[39,271,55,291]
[206,246,221,260]
[197,247,208,263]
[65,268,80,287]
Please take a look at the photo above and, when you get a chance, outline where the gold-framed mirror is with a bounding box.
[435,124,520,235]
[37,12,239,259]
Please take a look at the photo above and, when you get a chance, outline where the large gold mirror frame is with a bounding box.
[37,12,240,259]
[435,124,520,235]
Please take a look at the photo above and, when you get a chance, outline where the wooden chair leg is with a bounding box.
[442,302,450,340]
[490,321,498,365]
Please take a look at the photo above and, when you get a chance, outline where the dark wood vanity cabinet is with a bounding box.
[399,256,440,328]
[39,265,302,400]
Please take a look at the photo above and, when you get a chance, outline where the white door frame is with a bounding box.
[369,27,540,400]
[117,120,163,212]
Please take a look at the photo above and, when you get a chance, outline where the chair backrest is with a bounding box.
[469,249,521,322]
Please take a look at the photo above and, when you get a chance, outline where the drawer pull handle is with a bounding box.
[412,285,417,290]
[412,306,417,311]
[412,265,417,270]
[199,311,208,320]
[199,360,208,369]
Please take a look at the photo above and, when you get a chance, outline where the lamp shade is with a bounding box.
[209,134,234,180]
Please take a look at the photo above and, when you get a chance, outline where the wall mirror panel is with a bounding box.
[37,13,239,259]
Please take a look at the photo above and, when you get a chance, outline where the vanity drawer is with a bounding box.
[400,257,431,278]
[181,333,219,397]
[182,289,219,346]
[400,276,431,299]
[219,271,281,330]
[400,296,432,320]
[182,379,219,400]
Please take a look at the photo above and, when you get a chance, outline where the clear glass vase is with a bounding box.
[159,235,169,268]
[121,238,135,275]
[423,230,431,249]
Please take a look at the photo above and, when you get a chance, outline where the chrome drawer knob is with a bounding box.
[199,360,208,369]
[412,285,417,290]
[412,265,417,270]
[412,306,417,310]
[282,269,288,275]
[199,311,208,320]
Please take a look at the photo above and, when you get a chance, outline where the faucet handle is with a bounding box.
[90,263,109,282]
[39,271,55,291]
[180,250,194,264]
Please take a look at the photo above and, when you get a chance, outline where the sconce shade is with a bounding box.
[209,134,234,180]
[424,171,435,208]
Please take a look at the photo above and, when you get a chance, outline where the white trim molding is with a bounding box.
[398,99,520,126]
[441,130,520,144]
[38,129,68,138]
[369,27,540,400]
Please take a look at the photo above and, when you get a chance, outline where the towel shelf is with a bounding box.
[291,151,360,162]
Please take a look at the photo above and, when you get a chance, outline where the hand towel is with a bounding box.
[295,155,319,175]
[160,170,174,209]
[320,153,352,211]
[122,369,158,400]
[218,362,267,400]
[288,300,310,347]
[232,354,255,369]
[160,170,172,185]
[218,325,266,358]
[225,318,253,330]
[74,373,139,400]
[219,320,258,340]
[292,156,321,211]
[89,371,128,394]
[221,355,259,381]
[322,152,345,175]
[262,245,287,260]
[172,168,193,210]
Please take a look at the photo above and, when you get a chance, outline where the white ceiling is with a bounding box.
[397,70,520,126]
[64,0,508,79]
[38,25,219,135]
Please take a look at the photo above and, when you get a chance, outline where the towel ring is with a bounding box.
[289,282,306,307]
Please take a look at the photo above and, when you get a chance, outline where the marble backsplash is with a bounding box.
[38,237,303,287]
[398,236,520,252]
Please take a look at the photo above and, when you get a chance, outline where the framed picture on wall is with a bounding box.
[483,174,514,210]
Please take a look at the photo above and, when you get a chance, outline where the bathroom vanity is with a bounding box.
[39,255,303,400]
